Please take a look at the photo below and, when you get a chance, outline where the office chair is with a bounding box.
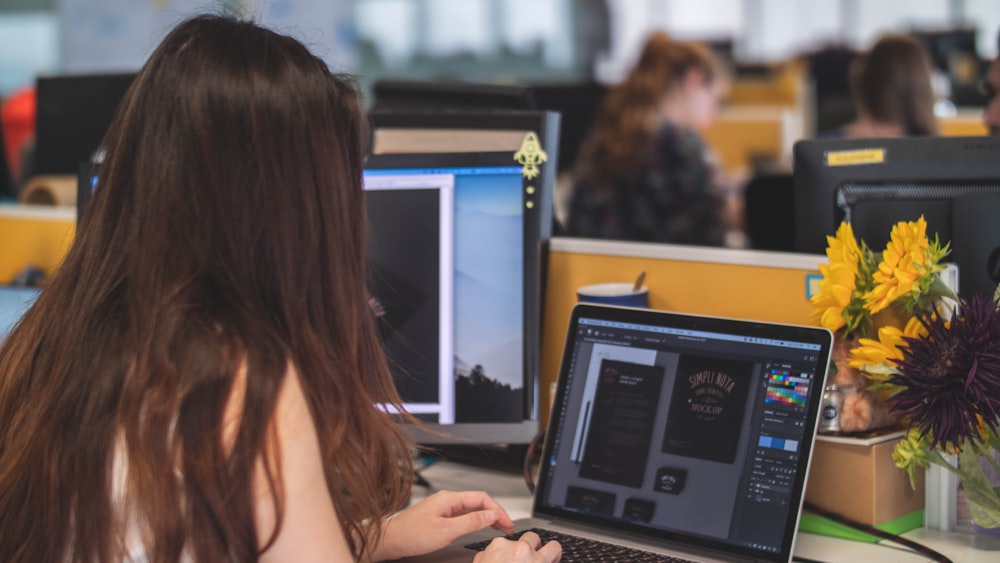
[744,173,794,252]
[0,124,16,200]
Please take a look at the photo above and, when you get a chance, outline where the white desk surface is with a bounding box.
[409,460,1000,563]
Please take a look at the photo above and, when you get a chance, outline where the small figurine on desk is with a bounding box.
[827,333,897,433]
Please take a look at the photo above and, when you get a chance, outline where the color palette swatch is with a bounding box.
[764,368,809,407]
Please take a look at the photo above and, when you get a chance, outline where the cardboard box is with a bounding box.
[804,430,924,526]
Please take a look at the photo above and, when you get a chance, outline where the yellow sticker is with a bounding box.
[514,132,547,180]
[825,148,885,167]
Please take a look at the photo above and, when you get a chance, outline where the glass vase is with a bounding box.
[957,447,1000,533]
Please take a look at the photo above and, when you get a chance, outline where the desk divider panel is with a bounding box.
[0,205,76,283]
[539,237,826,425]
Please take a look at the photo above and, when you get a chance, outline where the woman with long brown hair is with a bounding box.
[565,32,729,246]
[0,15,560,563]
[840,33,939,138]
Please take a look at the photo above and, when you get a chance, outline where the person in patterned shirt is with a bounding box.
[566,32,730,246]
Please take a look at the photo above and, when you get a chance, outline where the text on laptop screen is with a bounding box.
[363,152,547,444]
[537,308,829,560]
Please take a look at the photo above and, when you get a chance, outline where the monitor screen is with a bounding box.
[363,151,552,445]
[793,136,1000,299]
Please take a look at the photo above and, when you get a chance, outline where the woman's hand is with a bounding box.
[374,490,518,561]
[473,531,562,563]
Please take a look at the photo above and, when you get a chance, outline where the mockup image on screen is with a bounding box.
[363,164,525,425]
[545,318,822,545]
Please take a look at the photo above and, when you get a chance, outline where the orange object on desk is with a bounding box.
[2,87,36,183]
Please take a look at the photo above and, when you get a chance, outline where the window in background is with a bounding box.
[741,0,842,63]
[852,0,951,47]
[3,1,995,107]
[0,12,58,97]
[965,0,1000,59]
[355,0,576,85]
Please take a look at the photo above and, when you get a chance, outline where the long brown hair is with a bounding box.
[852,34,939,135]
[576,32,721,187]
[0,15,412,562]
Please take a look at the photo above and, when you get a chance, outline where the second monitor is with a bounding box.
[363,151,552,445]
[793,136,1000,299]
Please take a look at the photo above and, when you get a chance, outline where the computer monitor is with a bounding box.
[369,107,561,233]
[371,79,536,111]
[793,136,1000,299]
[529,82,608,176]
[363,151,552,446]
[34,72,135,176]
[369,107,560,159]
[912,28,983,106]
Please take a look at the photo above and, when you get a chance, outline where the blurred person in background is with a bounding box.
[565,32,732,247]
[836,33,939,138]
[982,30,1000,134]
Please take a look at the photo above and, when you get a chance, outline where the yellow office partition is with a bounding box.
[701,105,802,174]
[539,237,826,423]
[940,109,988,137]
[0,205,75,283]
[727,61,807,108]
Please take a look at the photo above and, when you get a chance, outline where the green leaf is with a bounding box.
[968,495,1000,529]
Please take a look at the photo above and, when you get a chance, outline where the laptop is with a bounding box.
[406,303,833,562]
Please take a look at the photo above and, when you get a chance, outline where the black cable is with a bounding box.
[412,453,439,489]
[803,501,954,563]
[413,469,432,489]
[522,429,546,494]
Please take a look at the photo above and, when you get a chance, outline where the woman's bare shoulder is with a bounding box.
[255,363,356,561]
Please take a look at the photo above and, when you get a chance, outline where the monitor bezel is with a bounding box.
[371,79,537,111]
[792,136,1000,255]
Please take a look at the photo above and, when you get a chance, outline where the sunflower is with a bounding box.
[810,223,875,334]
[864,216,950,315]
[887,294,1000,451]
[847,316,927,389]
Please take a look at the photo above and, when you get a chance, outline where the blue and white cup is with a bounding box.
[576,282,649,308]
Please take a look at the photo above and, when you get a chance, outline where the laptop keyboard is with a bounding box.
[464,528,696,562]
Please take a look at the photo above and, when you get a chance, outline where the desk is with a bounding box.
[409,461,1000,562]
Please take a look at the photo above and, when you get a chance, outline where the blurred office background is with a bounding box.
[2,0,997,223]
[2,0,998,98]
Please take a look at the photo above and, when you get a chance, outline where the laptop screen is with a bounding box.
[0,286,41,342]
[535,304,832,562]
